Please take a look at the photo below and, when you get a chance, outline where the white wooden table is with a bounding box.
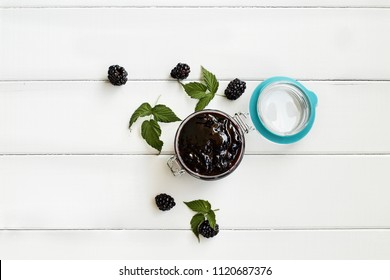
[1,0,390,259]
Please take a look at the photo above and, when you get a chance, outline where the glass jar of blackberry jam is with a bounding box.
[168,110,251,180]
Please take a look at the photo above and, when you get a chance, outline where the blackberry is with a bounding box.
[199,220,219,238]
[108,65,128,86]
[224,78,246,100]
[155,193,176,211]
[170,63,191,80]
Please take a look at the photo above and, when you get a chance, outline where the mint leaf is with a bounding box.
[141,119,163,152]
[195,93,214,111]
[152,104,181,123]
[201,66,219,94]
[190,213,205,242]
[182,82,208,99]
[184,200,211,214]
[129,103,153,129]
[207,210,216,230]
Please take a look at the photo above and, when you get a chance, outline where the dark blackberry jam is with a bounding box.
[177,111,243,178]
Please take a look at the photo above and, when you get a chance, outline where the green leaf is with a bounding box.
[184,200,211,214]
[207,210,216,230]
[187,91,207,99]
[201,66,219,94]
[190,213,205,242]
[182,82,208,99]
[129,103,153,129]
[141,119,163,152]
[152,104,181,123]
[195,93,214,111]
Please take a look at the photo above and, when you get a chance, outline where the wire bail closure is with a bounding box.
[233,112,254,134]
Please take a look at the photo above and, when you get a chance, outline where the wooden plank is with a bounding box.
[1,229,389,259]
[1,1,389,8]
[1,81,390,154]
[1,155,389,229]
[0,9,389,80]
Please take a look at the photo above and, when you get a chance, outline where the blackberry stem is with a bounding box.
[154,95,162,107]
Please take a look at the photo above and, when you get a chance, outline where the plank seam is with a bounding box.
[1,6,390,9]
[1,228,390,231]
[1,153,390,156]
[1,79,390,83]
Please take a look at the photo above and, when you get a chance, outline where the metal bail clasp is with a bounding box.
[233,112,254,134]
[167,156,185,176]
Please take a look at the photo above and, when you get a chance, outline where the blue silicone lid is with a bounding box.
[249,76,318,144]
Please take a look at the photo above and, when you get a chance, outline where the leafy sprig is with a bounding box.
[184,199,219,242]
[181,66,219,111]
[129,102,181,153]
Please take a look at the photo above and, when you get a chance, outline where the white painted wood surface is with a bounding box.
[1,8,390,81]
[1,1,390,8]
[1,230,390,260]
[1,81,390,154]
[1,2,390,259]
[1,155,390,229]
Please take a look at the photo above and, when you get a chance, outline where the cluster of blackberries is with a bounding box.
[154,193,219,239]
[108,63,246,101]
[170,63,246,100]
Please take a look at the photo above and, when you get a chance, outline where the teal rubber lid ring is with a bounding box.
[249,76,318,144]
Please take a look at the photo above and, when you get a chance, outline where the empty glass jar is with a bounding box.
[250,76,318,144]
